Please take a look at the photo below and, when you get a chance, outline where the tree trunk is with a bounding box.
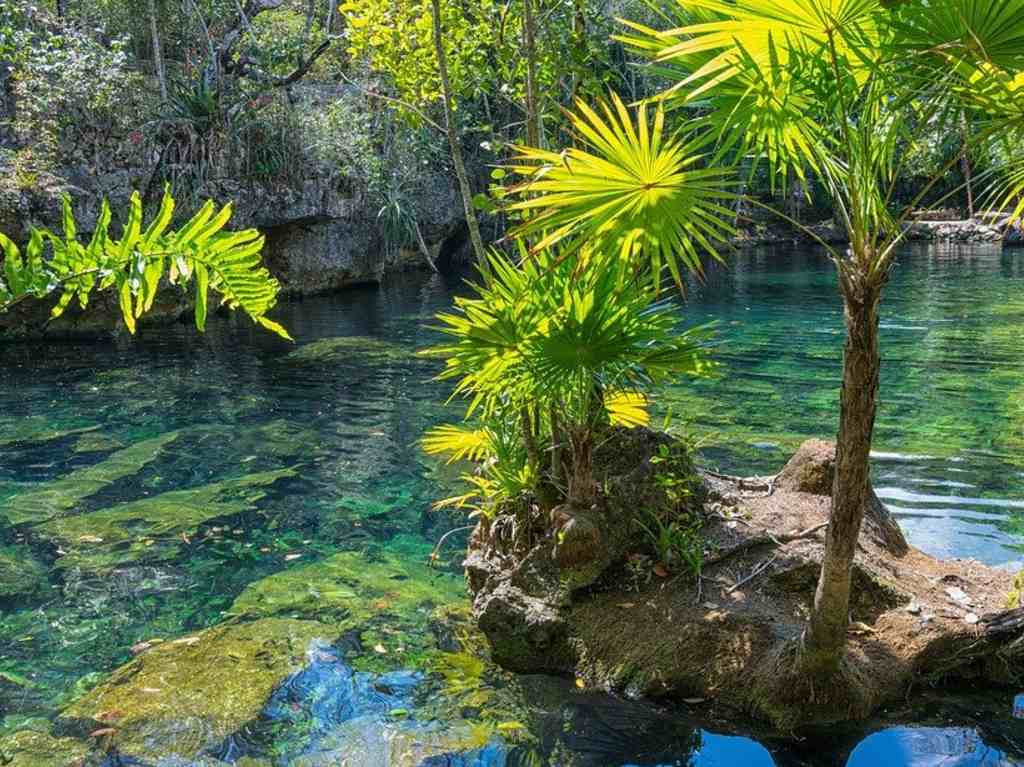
[802,271,882,673]
[960,110,975,218]
[430,0,488,268]
[325,0,336,33]
[56,0,68,20]
[148,0,168,101]
[522,0,540,147]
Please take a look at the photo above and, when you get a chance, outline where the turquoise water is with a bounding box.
[0,244,1022,765]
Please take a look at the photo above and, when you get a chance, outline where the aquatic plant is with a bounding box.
[0,188,290,338]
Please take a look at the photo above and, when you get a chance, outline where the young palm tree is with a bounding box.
[423,246,716,515]
[507,0,1024,682]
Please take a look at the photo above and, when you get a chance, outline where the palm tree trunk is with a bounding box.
[960,110,975,218]
[802,272,882,672]
[148,0,168,102]
[430,0,488,268]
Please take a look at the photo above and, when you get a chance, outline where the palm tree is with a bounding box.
[506,0,1024,682]
[423,246,716,515]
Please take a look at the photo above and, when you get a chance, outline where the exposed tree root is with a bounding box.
[704,522,829,568]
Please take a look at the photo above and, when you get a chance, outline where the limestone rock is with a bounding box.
[58,618,332,761]
[0,729,89,767]
[775,438,909,555]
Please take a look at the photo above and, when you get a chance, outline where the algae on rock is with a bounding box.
[3,432,180,526]
[0,546,48,601]
[0,419,100,450]
[37,467,297,572]
[285,336,412,365]
[59,618,331,761]
[0,729,89,767]
[229,545,464,628]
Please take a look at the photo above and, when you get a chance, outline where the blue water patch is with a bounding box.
[258,641,504,767]
[846,728,1018,766]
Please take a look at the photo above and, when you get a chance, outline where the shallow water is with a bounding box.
[0,244,1022,765]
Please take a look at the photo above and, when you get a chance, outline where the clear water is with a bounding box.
[0,244,1022,765]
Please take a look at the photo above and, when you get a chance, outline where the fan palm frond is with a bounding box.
[506,94,736,287]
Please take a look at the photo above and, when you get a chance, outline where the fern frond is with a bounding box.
[0,187,290,339]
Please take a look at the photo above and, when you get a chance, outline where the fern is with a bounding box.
[0,188,290,339]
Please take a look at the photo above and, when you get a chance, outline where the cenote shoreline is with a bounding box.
[1,245,1023,765]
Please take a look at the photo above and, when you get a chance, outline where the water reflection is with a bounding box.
[847,728,1021,767]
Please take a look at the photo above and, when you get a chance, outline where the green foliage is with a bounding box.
[506,94,735,287]
[1010,571,1023,609]
[341,0,506,110]
[0,188,290,339]
[6,12,146,166]
[636,442,703,577]
[423,245,715,512]
[636,507,702,578]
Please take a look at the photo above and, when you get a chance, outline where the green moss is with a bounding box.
[229,544,464,626]
[71,432,125,454]
[3,432,180,526]
[1010,571,1023,609]
[37,467,297,573]
[0,546,48,601]
[0,729,90,767]
[60,618,330,761]
[0,419,100,450]
[285,335,411,364]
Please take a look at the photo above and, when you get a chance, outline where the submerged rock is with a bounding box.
[36,467,297,573]
[257,642,506,767]
[228,548,464,638]
[0,545,48,601]
[285,335,413,365]
[58,618,331,761]
[3,432,180,526]
[0,728,89,767]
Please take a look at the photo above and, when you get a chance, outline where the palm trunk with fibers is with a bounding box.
[430,0,488,268]
[960,111,975,218]
[148,0,168,102]
[802,266,883,672]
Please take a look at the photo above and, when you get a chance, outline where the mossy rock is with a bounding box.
[0,545,48,601]
[285,335,411,365]
[0,729,89,767]
[0,419,100,450]
[229,546,465,628]
[36,467,297,573]
[3,432,180,526]
[59,618,330,761]
[71,432,126,454]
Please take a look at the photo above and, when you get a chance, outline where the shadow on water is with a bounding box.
[0,245,1022,765]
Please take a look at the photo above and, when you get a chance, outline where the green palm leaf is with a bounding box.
[506,94,736,287]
